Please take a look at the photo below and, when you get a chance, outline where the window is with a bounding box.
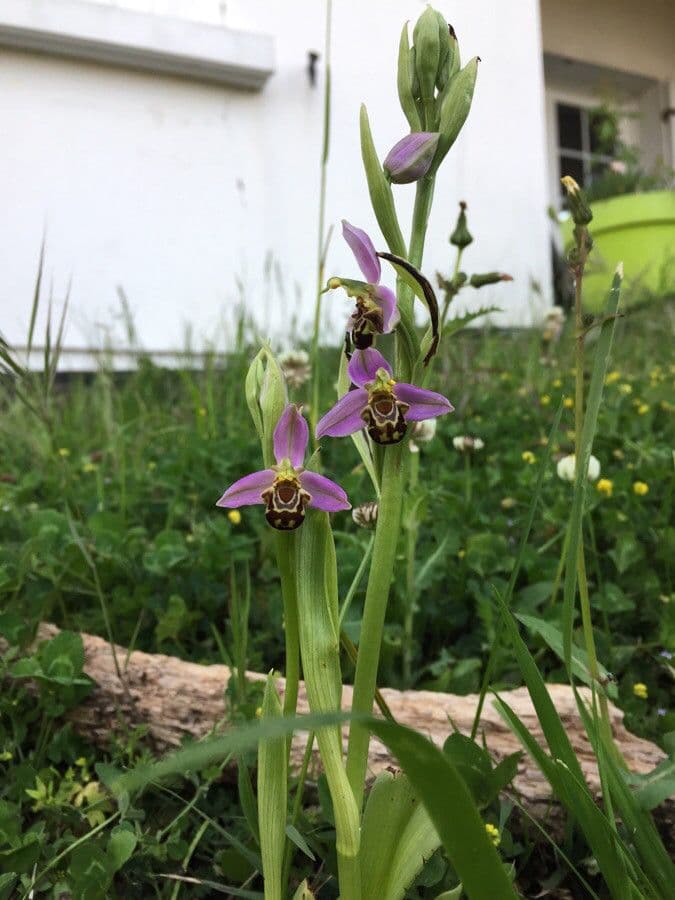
[555,103,617,196]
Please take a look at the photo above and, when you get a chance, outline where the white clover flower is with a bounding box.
[556,453,600,483]
[542,306,566,342]
[453,435,484,453]
[411,418,437,444]
[278,350,312,389]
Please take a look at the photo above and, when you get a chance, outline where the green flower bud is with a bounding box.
[435,57,479,168]
[433,12,456,91]
[397,23,421,131]
[469,272,513,288]
[450,201,473,249]
[561,176,593,226]
[413,7,441,105]
[246,347,287,467]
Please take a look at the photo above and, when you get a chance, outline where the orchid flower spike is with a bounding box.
[217,404,350,530]
[326,221,400,349]
[316,348,453,445]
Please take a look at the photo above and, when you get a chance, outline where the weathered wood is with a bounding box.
[9,624,670,828]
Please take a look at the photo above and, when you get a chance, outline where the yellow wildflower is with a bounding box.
[458,549,466,559]
[198,407,207,417]
[228,509,242,525]
[632,683,648,700]
[485,823,501,846]
[522,451,536,465]
[604,371,620,385]
[540,395,551,406]
[255,706,263,718]
[596,478,613,497]
[147,461,157,471]
[633,481,649,496]
[501,497,516,510]
[82,462,97,474]
[58,448,70,458]
[552,378,562,388]
[618,383,632,395]
[637,403,649,416]
[563,397,574,409]
[500,372,512,382]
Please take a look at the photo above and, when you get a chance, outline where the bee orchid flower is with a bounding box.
[326,221,400,349]
[217,404,350,530]
[316,348,453,445]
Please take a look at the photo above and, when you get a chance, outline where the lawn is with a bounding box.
[0,297,672,897]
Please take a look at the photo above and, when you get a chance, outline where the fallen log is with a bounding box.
[8,624,672,833]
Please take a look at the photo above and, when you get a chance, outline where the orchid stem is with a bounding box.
[310,0,332,445]
[346,443,404,808]
[402,447,420,686]
[274,533,300,733]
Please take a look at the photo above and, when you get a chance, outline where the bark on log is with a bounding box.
[8,624,671,832]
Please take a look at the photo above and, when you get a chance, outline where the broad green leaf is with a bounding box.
[359,105,406,258]
[257,675,286,899]
[107,826,137,872]
[368,720,518,900]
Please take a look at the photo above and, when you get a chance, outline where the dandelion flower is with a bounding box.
[522,451,536,465]
[540,394,551,406]
[633,683,648,700]
[618,383,632,395]
[501,497,516,510]
[227,510,242,525]
[596,478,613,497]
[58,448,70,458]
[605,371,620,385]
[637,403,649,416]
[563,397,574,409]
[632,481,649,496]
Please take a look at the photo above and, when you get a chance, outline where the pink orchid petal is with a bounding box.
[393,383,454,420]
[316,388,368,438]
[273,403,309,467]
[300,471,351,512]
[373,284,400,332]
[347,348,393,387]
[342,220,381,284]
[216,469,275,507]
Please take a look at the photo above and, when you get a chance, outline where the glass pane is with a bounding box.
[557,103,583,151]
[559,154,585,191]
[589,108,618,156]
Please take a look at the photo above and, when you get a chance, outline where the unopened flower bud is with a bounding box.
[469,272,513,288]
[561,176,593,226]
[413,7,442,103]
[450,201,473,249]
[352,501,378,529]
[384,132,440,184]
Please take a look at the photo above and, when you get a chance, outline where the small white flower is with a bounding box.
[411,418,437,444]
[556,453,600,483]
[453,435,484,453]
[279,350,312,388]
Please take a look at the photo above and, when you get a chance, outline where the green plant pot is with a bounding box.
[560,190,675,312]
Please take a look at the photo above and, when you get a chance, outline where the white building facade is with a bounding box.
[0,0,673,364]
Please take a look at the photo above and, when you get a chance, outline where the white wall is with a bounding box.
[0,0,552,362]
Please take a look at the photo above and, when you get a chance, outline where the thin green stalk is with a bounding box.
[402,448,420,686]
[441,246,464,329]
[310,0,333,443]
[464,452,472,506]
[346,443,404,808]
[338,534,375,627]
[571,233,614,751]
[409,176,435,269]
[274,533,300,726]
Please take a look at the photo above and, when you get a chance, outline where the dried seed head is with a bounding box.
[453,435,484,453]
[352,500,379,529]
